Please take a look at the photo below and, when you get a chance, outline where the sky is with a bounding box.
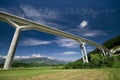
[0,0,120,61]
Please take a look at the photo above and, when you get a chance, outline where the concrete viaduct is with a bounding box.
[0,11,111,69]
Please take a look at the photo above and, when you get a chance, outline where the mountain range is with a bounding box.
[0,54,68,67]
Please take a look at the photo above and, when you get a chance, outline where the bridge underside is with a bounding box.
[0,11,111,69]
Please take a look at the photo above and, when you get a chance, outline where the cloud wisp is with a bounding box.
[79,20,88,28]
[81,30,108,37]
[55,37,79,48]
[19,37,79,48]
[19,38,52,46]
[18,37,95,52]
[19,5,63,29]
[68,27,107,37]
[0,5,110,38]
[61,51,79,55]
[0,54,54,60]
[20,5,59,20]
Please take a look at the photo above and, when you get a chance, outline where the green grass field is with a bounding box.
[0,67,119,80]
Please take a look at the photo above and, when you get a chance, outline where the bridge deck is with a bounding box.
[0,11,110,53]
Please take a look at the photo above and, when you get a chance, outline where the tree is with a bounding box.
[90,54,104,67]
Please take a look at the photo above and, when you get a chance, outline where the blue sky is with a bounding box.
[0,0,120,61]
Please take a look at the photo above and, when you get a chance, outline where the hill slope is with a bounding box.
[64,35,120,69]
[90,35,120,55]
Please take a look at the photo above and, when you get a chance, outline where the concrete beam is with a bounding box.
[3,27,21,69]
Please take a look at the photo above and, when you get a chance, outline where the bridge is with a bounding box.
[0,11,111,69]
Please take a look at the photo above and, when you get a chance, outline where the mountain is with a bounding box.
[0,55,68,67]
[13,57,66,65]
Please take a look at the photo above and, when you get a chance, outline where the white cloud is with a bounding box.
[19,5,68,29]
[68,26,108,37]
[21,54,54,60]
[79,20,88,28]
[31,54,43,58]
[81,30,108,37]
[20,5,60,24]
[18,56,30,59]
[56,37,79,48]
[19,38,52,46]
[0,54,54,60]
[0,55,6,59]
[14,54,44,59]
[62,51,79,55]
[19,37,79,48]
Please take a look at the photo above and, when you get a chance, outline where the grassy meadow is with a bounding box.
[0,67,119,80]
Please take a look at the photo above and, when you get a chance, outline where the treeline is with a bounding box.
[0,62,63,68]
[64,54,120,69]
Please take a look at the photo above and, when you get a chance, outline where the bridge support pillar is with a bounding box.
[80,42,88,63]
[3,27,21,69]
[101,49,106,58]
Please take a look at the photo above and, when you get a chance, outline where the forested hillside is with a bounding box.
[90,35,120,55]
[64,35,120,69]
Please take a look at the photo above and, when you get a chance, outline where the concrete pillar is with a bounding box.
[80,42,88,63]
[101,49,106,58]
[3,27,21,69]
[80,45,85,63]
